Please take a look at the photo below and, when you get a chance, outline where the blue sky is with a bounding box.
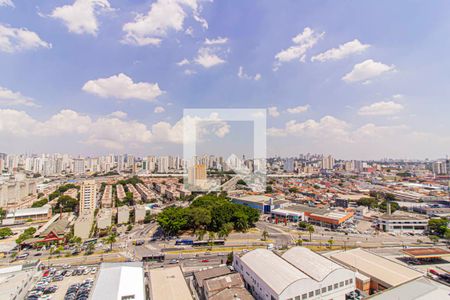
[1,0,450,159]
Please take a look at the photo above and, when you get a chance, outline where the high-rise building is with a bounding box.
[73,158,85,175]
[321,155,335,170]
[283,158,295,172]
[432,160,447,175]
[188,164,207,186]
[157,156,169,173]
[80,180,97,213]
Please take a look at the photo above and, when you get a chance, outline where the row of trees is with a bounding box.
[16,227,36,244]
[157,194,260,237]
[356,192,400,213]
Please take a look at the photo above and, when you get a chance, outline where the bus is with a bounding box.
[175,239,194,246]
[192,240,225,247]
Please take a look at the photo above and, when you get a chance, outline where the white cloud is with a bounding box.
[358,101,404,116]
[108,111,127,119]
[50,0,112,36]
[0,24,51,53]
[0,0,13,7]
[204,37,228,45]
[195,47,226,68]
[286,105,309,114]
[274,27,324,69]
[311,39,370,62]
[177,58,190,66]
[0,109,231,151]
[184,69,197,75]
[154,106,165,113]
[268,106,280,117]
[238,66,261,81]
[0,86,37,107]
[342,59,395,83]
[122,0,208,46]
[82,73,164,102]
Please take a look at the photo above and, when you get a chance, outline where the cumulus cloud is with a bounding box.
[50,0,112,35]
[238,66,261,81]
[274,27,324,69]
[286,105,309,114]
[311,39,370,62]
[154,106,165,113]
[358,101,404,116]
[342,59,395,83]
[122,0,208,46]
[177,58,190,66]
[195,47,226,68]
[82,73,164,102]
[204,37,228,45]
[268,106,280,117]
[0,109,230,150]
[108,111,127,119]
[0,86,38,107]
[0,24,51,53]
[0,0,13,7]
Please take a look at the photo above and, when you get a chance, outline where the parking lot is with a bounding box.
[26,265,98,300]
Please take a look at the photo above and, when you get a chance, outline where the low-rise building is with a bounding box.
[330,248,423,294]
[377,212,428,234]
[101,185,113,208]
[92,262,145,300]
[234,247,355,300]
[149,266,193,300]
[2,204,52,225]
[116,184,126,201]
[204,273,253,300]
[63,188,78,199]
[231,195,288,214]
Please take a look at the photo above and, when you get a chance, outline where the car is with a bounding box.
[201,259,209,263]
[83,268,91,275]
[169,259,179,264]
[43,270,50,277]
[65,270,73,277]
[90,267,97,274]
[34,252,42,256]
[17,252,30,260]
[430,269,440,276]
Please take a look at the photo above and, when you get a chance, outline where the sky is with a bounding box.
[1,0,450,160]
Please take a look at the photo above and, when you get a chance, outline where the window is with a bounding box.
[315,289,320,296]
[309,291,314,297]
[121,296,135,300]
[295,297,300,300]
[302,293,307,299]
[349,279,353,284]
[321,287,326,293]
[334,283,338,289]
[328,285,332,291]
[345,280,349,285]
[340,281,344,287]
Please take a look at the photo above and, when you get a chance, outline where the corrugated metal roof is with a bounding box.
[282,247,344,281]
[240,248,309,294]
[6,205,51,218]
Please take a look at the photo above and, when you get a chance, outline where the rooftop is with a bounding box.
[402,247,450,259]
[330,248,423,287]
[194,266,231,288]
[6,205,51,218]
[149,266,193,300]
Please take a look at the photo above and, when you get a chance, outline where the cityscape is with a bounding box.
[2,1,450,300]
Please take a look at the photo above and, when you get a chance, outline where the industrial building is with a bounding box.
[234,247,355,300]
[231,195,288,213]
[2,204,52,225]
[376,212,428,234]
[149,266,193,300]
[368,276,450,299]
[91,262,145,300]
[330,248,423,294]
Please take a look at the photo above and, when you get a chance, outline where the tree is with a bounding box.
[328,238,334,249]
[261,229,269,241]
[429,235,440,244]
[186,207,211,232]
[85,243,95,255]
[157,207,188,237]
[0,208,6,220]
[55,195,78,212]
[298,221,308,230]
[218,223,233,239]
[296,234,303,246]
[0,227,13,239]
[103,233,117,251]
[196,229,207,240]
[236,179,247,186]
[32,198,48,208]
[16,227,37,244]
[357,197,378,209]
[69,236,82,245]
[233,211,249,232]
[307,225,315,242]
[429,218,449,237]
[265,185,273,193]
[379,201,399,213]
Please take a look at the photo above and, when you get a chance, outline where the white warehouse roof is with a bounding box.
[149,266,193,300]
[282,247,344,281]
[6,204,51,218]
[239,248,310,294]
[91,262,145,300]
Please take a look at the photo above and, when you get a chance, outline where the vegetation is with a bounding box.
[157,194,260,237]
[307,225,315,242]
[428,218,449,237]
[54,195,78,212]
[103,233,117,251]
[265,185,273,193]
[261,229,269,241]
[356,197,378,208]
[378,201,399,213]
[117,176,143,186]
[31,198,49,208]
[16,227,37,244]
[0,227,13,239]
[288,187,298,193]
[0,208,6,220]
[298,221,308,229]
[236,179,247,186]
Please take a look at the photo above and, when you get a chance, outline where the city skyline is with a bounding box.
[2,1,450,159]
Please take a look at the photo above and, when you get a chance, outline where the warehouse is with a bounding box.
[91,262,145,300]
[231,195,288,213]
[330,248,423,294]
[149,266,193,300]
[2,204,52,225]
[233,247,355,300]
[376,212,428,234]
